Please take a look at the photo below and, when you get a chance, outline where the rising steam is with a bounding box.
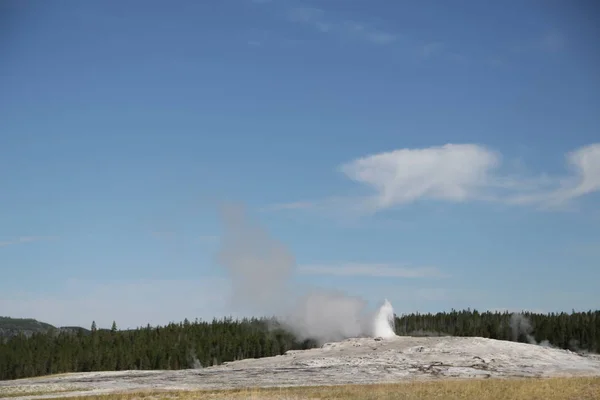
[510,313,536,344]
[510,313,554,348]
[373,299,396,338]
[215,203,396,344]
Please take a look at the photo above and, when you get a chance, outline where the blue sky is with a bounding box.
[1,0,599,329]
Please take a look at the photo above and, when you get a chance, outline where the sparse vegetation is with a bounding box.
[1,310,599,381]
[47,377,600,400]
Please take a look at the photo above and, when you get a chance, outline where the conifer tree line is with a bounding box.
[1,309,599,381]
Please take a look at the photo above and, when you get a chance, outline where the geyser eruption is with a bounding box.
[216,203,397,344]
[284,289,370,344]
[510,313,536,344]
[373,299,397,338]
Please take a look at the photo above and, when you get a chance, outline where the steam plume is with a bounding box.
[216,203,294,317]
[215,203,396,344]
[510,313,536,344]
[373,299,396,338]
[509,313,554,348]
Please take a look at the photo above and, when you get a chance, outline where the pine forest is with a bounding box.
[1,309,599,381]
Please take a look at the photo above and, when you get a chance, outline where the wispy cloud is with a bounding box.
[198,235,219,243]
[151,231,220,246]
[341,144,500,210]
[253,2,468,61]
[270,143,600,213]
[421,42,444,59]
[418,42,468,64]
[0,236,57,248]
[265,201,315,211]
[244,26,310,49]
[511,31,567,54]
[298,263,448,279]
[150,231,176,240]
[286,6,397,45]
[504,144,600,207]
[539,32,567,53]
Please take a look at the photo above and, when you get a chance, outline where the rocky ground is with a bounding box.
[2,336,600,399]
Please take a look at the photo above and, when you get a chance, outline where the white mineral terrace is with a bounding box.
[2,336,600,399]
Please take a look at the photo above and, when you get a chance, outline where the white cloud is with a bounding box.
[0,236,57,248]
[341,144,500,210]
[567,144,600,196]
[271,143,600,213]
[287,7,397,45]
[298,263,448,278]
[505,143,600,207]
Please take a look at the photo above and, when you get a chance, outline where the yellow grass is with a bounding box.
[46,377,600,400]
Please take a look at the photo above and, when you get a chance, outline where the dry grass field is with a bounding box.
[33,377,600,400]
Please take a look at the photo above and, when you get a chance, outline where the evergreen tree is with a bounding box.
[1,309,600,381]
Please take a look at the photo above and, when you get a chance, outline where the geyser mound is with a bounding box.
[373,299,397,339]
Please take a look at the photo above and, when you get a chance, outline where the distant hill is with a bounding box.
[59,326,91,334]
[0,317,89,338]
[0,316,55,337]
